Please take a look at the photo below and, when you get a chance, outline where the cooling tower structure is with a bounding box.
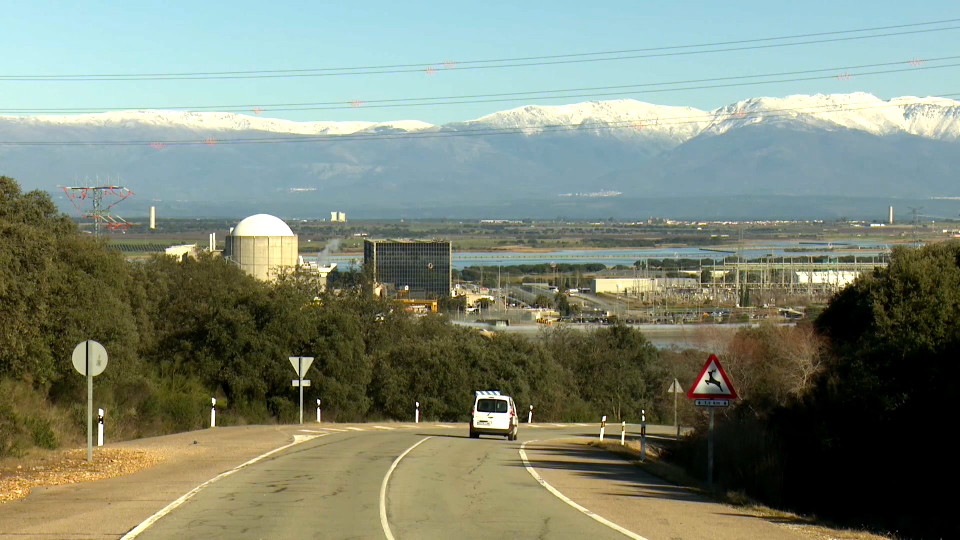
[223,214,299,281]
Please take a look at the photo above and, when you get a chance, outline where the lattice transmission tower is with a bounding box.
[61,179,135,238]
[907,206,924,245]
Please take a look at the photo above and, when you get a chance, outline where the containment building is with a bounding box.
[223,214,299,281]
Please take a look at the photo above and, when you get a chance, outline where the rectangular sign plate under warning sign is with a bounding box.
[695,399,729,407]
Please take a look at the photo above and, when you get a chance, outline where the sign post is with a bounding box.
[289,357,314,425]
[71,340,108,463]
[687,354,738,491]
[667,378,683,439]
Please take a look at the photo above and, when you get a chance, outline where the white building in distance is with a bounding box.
[223,214,299,281]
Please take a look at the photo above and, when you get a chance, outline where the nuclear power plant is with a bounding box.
[223,214,299,281]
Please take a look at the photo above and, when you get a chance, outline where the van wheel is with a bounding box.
[469,429,479,439]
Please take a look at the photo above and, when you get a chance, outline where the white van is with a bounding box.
[469,391,519,440]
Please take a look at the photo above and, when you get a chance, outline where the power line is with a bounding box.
[3,55,957,114]
[3,93,957,146]
[2,20,960,81]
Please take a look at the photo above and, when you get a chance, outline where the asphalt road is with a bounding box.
[123,424,806,540]
[131,427,624,540]
[0,423,811,539]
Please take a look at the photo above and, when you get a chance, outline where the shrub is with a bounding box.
[24,416,58,449]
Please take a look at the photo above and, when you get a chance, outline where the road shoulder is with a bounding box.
[523,438,810,540]
[0,425,301,540]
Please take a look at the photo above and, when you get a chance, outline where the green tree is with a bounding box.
[533,294,553,308]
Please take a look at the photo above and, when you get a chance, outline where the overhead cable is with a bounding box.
[1,19,959,81]
[2,55,958,114]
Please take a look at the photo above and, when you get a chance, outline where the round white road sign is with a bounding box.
[71,340,108,377]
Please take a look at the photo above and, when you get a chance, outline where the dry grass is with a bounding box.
[0,447,164,503]
[586,439,892,540]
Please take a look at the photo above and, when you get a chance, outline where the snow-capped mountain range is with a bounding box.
[5,92,959,140]
[1,92,959,219]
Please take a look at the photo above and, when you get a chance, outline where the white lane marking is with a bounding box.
[299,429,324,433]
[519,440,650,540]
[527,424,541,428]
[575,423,589,426]
[373,425,395,430]
[552,423,566,427]
[434,424,453,428]
[320,427,346,432]
[121,433,327,539]
[346,427,365,431]
[380,437,432,540]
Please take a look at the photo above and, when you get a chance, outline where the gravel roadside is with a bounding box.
[0,425,303,539]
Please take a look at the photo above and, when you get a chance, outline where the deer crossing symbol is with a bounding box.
[705,369,723,390]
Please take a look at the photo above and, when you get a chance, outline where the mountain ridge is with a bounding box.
[4,92,959,141]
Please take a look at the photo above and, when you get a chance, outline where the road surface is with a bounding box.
[1,423,811,540]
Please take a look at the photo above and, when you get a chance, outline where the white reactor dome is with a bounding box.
[231,214,294,237]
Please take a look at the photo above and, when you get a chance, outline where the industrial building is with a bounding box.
[298,256,337,291]
[364,239,452,298]
[592,277,699,295]
[165,244,199,262]
[223,214,299,281]
[330,211,346,222]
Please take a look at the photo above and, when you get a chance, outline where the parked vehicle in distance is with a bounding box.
[469,391,519,440]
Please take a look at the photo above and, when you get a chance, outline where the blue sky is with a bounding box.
[1,0,958,124]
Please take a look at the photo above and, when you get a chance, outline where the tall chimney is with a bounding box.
[889,206,894,225]
[149,206,156,230]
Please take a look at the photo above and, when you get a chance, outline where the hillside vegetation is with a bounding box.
[673,241,960,539]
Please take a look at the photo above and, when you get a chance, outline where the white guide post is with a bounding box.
[640,410,647,461]
[97,408,104,447]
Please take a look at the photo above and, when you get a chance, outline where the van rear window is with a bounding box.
[477,399,508,413]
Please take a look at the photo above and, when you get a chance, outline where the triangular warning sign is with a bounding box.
[687,354,738,399]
